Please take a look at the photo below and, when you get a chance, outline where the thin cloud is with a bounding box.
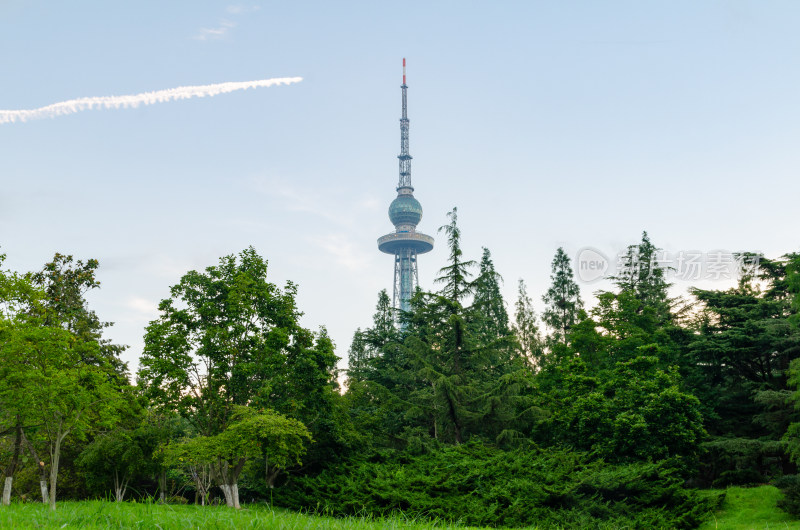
[250,177,343,223]
[126,296,158,317]
[226,5,261,15]
[195,19,236,40]
[196,5,259,40]
[309,234,374,273]
[0,77,303,124]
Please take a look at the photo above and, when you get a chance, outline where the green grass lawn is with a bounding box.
[698,485,799,530]
[2,487,797,529]
[0,500,480,529]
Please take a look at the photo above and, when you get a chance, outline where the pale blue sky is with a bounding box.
[1,1,798,372]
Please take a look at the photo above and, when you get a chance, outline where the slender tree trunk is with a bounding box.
[2,477,11,506]
[445,392,463,444]
[113,469,128,502]
[39,479,49,505]
[189,465,210,506]
[49,433,63,511]
[158,470,166,503]
[21,430,48,504]
[50,424,69,510]
[264,454,281,494]
[2,421,22,506]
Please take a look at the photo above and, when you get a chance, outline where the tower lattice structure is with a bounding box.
[378,59,434,314]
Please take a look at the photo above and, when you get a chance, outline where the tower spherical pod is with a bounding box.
[388,193,423,228]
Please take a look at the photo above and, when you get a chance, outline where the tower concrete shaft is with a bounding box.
[378,58,433,315]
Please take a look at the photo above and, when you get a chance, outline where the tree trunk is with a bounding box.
[231,483,240,509]
[212,458,244,509]
[49,435,62,511]
[189,465,211,506]
[218,483,241,508]
[158,470,166,503]
[264,455,281,493]
[445,391,463,444]
[2,421,22,505]
[21,430,49,504]
[2,477,12,506]
[219,484,235,507]
[113,469,128,502]
[39,480,49,505]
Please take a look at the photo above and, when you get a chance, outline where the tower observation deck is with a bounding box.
[378,59,434,314]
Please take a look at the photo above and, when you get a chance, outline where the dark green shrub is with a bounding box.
[777,475,800,517]
[275,443,720,528]
[700,438,782,487]
[712,469,765,488]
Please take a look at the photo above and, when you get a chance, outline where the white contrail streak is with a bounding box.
[0,77,303,124]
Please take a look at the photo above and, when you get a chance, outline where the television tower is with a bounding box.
[378,58,434,314]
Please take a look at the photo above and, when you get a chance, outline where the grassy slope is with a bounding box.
[698,486,799,530]
[0,501,481,529]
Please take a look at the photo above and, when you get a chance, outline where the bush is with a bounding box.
[275,442,721,529]
[700,438,783,488]
[777,475,800,517]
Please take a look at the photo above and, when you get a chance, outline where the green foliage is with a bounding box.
[542,247,583,346]
[278,443,720,529]
[396,218,523,445]
[472,248,510,342]
[776,475,800,517]
[546,356,706,463]
[0,253,129,509]
[138,248,342,454]
[612,231,672,325]
[511,279,544,369]
[434,208,475,303]
[690,257,800,439]
[138,247,313,436]
[76,430,145,501]
[31,253,128,379]
[700,437,783,488]
[162,408,311,505]
[348,212,527,448]
[223,407,312,471]
[789,253,800,328]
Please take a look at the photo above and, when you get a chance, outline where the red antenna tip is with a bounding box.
[402,58,406,85]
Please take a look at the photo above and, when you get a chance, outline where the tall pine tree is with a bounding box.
[512,279,544,369]
[614,231,672,324]
[472,247,510,342]
[542,247,583,346]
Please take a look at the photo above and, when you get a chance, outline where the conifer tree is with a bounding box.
[399,209,520,444]
[542,247,583,346]
[472,247,510,342]
[614,231,672,323]
[364,289,397,350]
[512,279,544,368]
[347,290,398,383]
[435,208,475,303]
[347,329,370,383]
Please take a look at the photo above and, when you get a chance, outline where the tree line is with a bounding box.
[1,210,800,526]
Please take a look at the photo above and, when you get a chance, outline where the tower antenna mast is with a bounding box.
[398,58,412,189]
